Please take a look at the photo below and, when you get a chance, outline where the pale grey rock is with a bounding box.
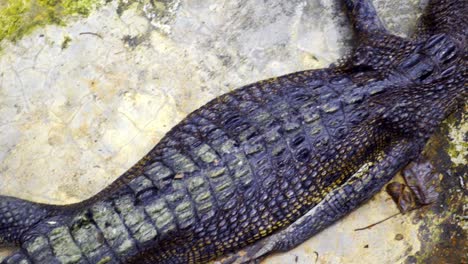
[2,0,463,263]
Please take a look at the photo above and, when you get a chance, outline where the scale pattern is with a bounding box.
[0,0,466,263]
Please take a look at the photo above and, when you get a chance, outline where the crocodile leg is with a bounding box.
[217,140,419,264]
[341,0,387,37]
[401,157,440,206]
[386,182,415,213]
[386,157,440,214]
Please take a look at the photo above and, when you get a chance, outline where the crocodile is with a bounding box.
[0,0,466,263]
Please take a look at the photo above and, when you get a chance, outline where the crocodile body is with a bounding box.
[0,0,466,263]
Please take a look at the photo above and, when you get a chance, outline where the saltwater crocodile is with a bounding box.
[0,0,466,263]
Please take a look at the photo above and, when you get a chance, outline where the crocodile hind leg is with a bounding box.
[216,140,419,264]
[341,0,388,37]
[401,157,440,206]
[338,0,413,72]
[387,156,441,213]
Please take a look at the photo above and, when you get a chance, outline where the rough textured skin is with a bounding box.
[0,0,466,263]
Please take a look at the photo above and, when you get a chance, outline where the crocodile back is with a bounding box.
[86,67,394,263]
[7,1,466,263]
[417,0,467,40]
[13,31,466,264]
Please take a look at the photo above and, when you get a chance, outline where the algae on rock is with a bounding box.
[0,0,102,43]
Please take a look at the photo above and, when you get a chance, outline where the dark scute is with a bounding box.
[135,187,159,205]
[439,65,457,79]
[291,93,312,104]
[296,148,310,162]
[423,33,459,64]
[399,53,423,71]
[423,34,446,51]
[438,44,458,64]
[223,113,242,127]
[398,53,435,83]
[291,135,305,147]
[416,66,434,82]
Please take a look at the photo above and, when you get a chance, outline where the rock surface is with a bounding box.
[0,0,466,263]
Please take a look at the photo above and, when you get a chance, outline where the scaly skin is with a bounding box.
[0,0,466,263]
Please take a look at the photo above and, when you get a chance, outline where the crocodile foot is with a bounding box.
[215,239,270,264]
[386,156,441,213]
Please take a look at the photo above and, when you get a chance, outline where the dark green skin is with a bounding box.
[0,0,466,263]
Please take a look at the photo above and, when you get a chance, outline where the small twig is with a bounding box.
[354,212,402,231]
[354,205,428,231]
[313,251,319,263]
[79,32,103,38]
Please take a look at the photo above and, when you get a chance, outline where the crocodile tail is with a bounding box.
[0,195,51,245]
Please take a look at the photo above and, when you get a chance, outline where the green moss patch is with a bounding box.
[61,35,71,49]
[0,0,102,43]
[446,111,467,167]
